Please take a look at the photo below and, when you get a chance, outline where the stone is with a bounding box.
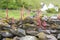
[37,32,47,40]
[1,31,13,38]
[26,30,38,36]
[46,34,57,40]
[13,36,20,40]
[9,28,26,37]
[57,34,60,39]
[2,38,12,40]
[20,36,39,40]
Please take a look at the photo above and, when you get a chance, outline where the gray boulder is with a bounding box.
[20,36,39,40]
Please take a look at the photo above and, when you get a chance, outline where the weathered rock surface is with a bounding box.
[20,36,39,40]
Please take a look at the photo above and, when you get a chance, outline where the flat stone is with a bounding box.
[1,31,13,38]
[20,36,39,40]
[26,30,38,36]
[9,28,26,37]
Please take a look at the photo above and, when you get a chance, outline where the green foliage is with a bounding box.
[46,8,57,13]
[0,0,41,9]
[8,0,18,9]
[0,0,60,9]
[58,8,60,12]
[0,0,8,9]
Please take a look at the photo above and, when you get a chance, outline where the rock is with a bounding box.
[56,26,60,30]
[9,28,26,37]
[23,24,37,30]
[50,23,58,29]
[37,32,47,40]
[1,31,13,38]
[0,19,11,30]
[57,34,60,39]
[23,17,34,24]
[0,33,3,40]
[17,28,26,36]
[26,30,38,36]
[43,30,51,34]
[2,25,11,30]
[50,30,57,34]
[2,38,12,40]
[37,32,57,40]
[20,35,39,40]
[42,15,48,21]
[46,34,57,40]
[13,36,20,40]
